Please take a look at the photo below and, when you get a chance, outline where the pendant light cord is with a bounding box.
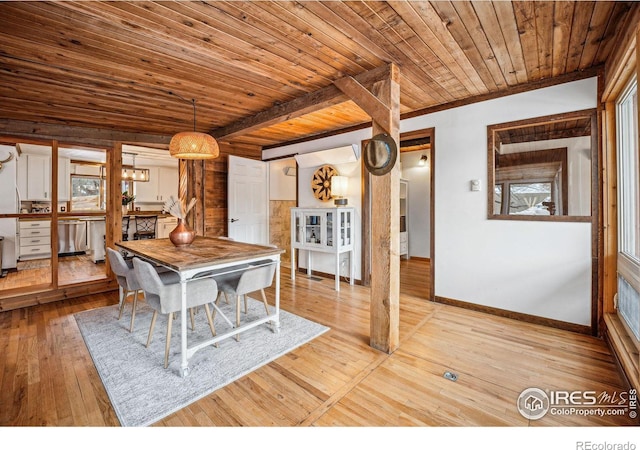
[169,90,197,131]
[192,99,197,132]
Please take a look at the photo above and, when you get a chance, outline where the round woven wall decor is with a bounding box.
[311,165,338,201]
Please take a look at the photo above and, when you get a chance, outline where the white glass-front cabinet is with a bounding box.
[291,207,355,291]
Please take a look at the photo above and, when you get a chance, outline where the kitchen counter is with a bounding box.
[123,212,173,218]
[59,216,105,221]
[17,216,52,221]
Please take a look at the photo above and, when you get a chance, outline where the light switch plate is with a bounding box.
[470,179,481,191]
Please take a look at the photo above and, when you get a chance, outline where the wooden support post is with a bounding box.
[106,142,123,277]
[182,159,206,235]
[179,159,187,204]
[335,63,401,353]
[369,65,401,354]
[51,140,59,288]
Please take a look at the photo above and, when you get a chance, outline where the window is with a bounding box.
[71,175,103,211]
[494,184,503,214]
[488,111,593,221]
[615,75,640,340]
[616,76,640,262]
[508,182,553,215]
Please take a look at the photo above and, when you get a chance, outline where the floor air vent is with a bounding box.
[443,371,458,382]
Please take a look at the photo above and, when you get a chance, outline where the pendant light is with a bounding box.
[169,98,220,160]
[122,152,149,182]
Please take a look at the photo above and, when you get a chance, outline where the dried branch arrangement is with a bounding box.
[163,196,196,220]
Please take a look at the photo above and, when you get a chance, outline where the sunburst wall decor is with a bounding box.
[311,164,338,201]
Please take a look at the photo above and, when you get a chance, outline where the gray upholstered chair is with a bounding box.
[107,247,178,333]
[106,247,143,332]
[132,257,218,368]
[213,259,276,341]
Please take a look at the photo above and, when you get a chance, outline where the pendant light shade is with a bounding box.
[169,97,220,160]
[331,175,349,206]
[169,131,219,159]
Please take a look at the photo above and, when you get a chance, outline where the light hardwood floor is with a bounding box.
[0,254,107,291]
[0,262,635,426]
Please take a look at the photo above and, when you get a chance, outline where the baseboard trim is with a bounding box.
[296,267,362,286]
[434,295,591,335]
[405,256,430,262]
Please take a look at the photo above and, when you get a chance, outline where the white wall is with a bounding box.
[263,77,597,326]
[400,152,431,258]
[269,158,296,201]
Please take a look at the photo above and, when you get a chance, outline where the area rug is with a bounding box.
[74,298,329,427]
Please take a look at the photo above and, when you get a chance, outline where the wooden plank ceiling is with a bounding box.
[496,117,592,145]
[0,1,635,150]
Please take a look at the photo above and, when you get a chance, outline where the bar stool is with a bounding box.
[134,216,157,240]
[122,216,130,241]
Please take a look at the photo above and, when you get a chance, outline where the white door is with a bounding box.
[227,155,269,244]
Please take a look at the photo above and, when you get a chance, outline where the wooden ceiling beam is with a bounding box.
[0,119,171,147]
[333,76,391,132]
[211,64,393,141]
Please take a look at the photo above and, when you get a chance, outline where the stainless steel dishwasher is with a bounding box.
[57,220,88,256]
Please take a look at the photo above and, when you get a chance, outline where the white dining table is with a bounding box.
[116,236,284,377]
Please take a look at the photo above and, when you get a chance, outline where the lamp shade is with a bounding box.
[331,175,348,206]
[169,132,220,160]
[418,154,428,166]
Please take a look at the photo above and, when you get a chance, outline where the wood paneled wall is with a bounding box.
[269,200,296,265]
[202,142,262,238]
[204,157,228,238]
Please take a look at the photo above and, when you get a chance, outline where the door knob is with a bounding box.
[230,218,239,223]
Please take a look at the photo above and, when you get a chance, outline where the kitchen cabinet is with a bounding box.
[18,155,72,203]
[290,207,355,291]
[28,154,50,201]
[157,217,178,239]
[135,166,178,203]
[19,219,51,260]
[400,179,409,259]
[18,154,51,201]
[158,167,178,202]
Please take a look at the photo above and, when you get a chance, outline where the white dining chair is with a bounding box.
[133,257,218,368]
